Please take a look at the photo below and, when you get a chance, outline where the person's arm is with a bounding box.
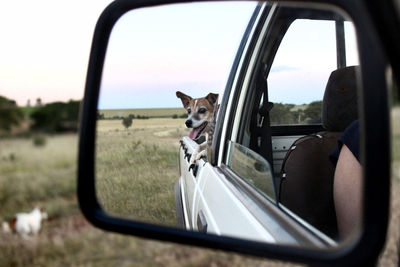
[333,144,363,239]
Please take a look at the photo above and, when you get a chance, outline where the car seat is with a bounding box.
[278,66,359,239]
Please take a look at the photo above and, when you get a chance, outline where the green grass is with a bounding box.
[0,134,77,219]
[99,107,186,118]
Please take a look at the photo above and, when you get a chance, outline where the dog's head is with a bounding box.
[33,207,48,220]
[176,91,218,140]
[39,207,48,220]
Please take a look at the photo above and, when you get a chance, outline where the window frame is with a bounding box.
[235,7,354,146]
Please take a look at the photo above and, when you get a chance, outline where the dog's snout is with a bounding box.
[185,120,192,128]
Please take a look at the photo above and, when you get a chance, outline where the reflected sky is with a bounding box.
[99,2,358,109]
[100,2,257,109]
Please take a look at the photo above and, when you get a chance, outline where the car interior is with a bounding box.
[278,66,359,239]
[233,6,360,239]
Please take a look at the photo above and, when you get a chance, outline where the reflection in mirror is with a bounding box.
[95,2,256,227]
[95,1,363,247]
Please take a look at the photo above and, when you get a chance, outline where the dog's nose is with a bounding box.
[185,120,192,128]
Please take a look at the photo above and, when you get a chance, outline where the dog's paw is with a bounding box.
[189,151,198,165]
[195,150,207,162]
[189,149,207,166]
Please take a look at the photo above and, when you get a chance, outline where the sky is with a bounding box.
[99,2,257,109]
[0,0,113,106]
[0,1,358,109]
[268,20,358,104]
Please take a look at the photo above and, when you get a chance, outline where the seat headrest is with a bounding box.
[322,66,359,132]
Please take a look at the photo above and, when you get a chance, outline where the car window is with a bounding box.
[268,19,359,126]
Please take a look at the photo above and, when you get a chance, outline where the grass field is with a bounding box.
[95,118,188,226]
[99,107,186,118]
[0,108,399,266]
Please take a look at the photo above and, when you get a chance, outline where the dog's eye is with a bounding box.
[199,108,207,114]
[187,108,191,114]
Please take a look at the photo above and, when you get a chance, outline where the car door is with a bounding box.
[187,3,284,242]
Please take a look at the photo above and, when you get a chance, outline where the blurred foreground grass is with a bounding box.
[0,135,77,219]
[0,109,399,266]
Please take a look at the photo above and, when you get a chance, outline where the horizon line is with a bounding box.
[99,106,184,110]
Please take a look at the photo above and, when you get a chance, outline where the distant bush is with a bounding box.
[122,116,133,129]
[179,113,187,118]
[33,134,47,147]
[304,101,322,124]
[0,95,24,131]
[9,153,15,161]
[30,100,81,132]
[270,103,298,125]
[172,114,178,119]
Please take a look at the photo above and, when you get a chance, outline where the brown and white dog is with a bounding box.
[176,91,218,165]
[2,207,48,239]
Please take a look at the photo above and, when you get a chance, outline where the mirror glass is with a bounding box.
[96,1,256,226]
[96,1,363,248]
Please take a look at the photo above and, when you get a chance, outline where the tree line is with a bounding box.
[97,113,187,120]
[0,96,24,131]
[270,101,322,125]
[0,94,324,133]
[97,113,151,120]
[0,95,80,133]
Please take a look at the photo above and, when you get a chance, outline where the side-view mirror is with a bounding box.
[79,0,395,265]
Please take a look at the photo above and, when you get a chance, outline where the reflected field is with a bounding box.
[95,118,189,226]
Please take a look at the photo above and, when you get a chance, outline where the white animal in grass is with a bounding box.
[3,207,48,239]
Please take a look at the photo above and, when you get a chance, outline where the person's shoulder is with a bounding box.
[339,119,360,162]
[346,120,359,132]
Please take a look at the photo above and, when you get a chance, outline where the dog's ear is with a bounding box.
[206,93,219,105]
[176,91,192,108]
[9,217,16,230]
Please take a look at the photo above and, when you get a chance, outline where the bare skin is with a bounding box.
[333,144,363,239]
